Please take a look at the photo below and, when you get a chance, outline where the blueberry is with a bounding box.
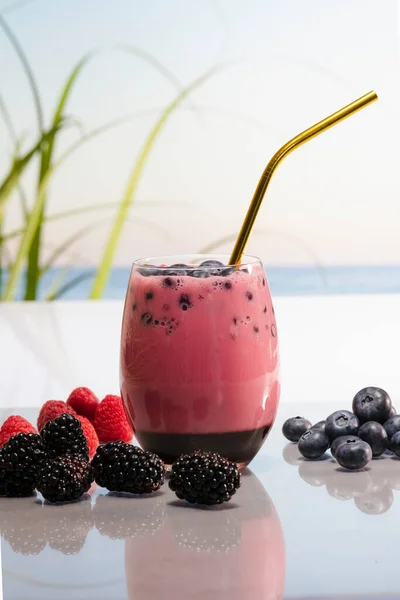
[141,313,153,326]
[311,420,326,433]
[163,276,181,288]
[282,416,312,442]
[358,421,388,457]
[330,435,361,459]
[298,429,329,459]
[325,410,359,441]
[168,263,188,275]
[383,414,400,439]
[179,293,192,311]
[137,265,162,277]
[336,440,372,470]
[219,267,234,277]
[352,386,392,424]
[199,260,225,275]
[389,431,400,456]
[188,269,210,278]
[389,406,397,417]
[200,260,224,268]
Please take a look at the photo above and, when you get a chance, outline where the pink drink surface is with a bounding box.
[120,263,279,441]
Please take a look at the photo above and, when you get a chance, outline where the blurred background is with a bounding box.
[0,0,399,301]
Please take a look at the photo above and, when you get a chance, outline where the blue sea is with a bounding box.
[8,265,400,300]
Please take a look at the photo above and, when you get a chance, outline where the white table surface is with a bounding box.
[1,295,399,410]
[1,296,400,600]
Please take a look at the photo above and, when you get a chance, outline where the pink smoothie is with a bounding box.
[120,258,279,464]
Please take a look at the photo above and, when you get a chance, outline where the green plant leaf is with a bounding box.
[39,215,171,276]
[89,68,219,300]
[45,270,94,301]
[43,266,70,301]
[116,43,187,96]
[0,124,68,219]
[25,53,95,300]
[1,0,37,16]
[2,162,52,300]
[0,15,43,132]
[0,199,188,244]
[24,41,186,300]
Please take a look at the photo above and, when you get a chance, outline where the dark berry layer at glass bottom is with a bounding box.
[136,426,272,465]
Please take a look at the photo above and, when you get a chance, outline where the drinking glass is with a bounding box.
[120,254,280,467]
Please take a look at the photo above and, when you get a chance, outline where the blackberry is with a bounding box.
[0,450,6,496]
[0,433,47,497]
[40,413,89,460]
[36,456,93,503]
[91,442,165,494]
[169,450,241,505]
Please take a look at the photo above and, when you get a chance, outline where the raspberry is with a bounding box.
[93,395,133,443]
[37,401,76,431]
[76,416,99,459]
[67,387,99,422]
[0,416,36,447]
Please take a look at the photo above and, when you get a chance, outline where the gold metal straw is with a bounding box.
[229,90,378,265]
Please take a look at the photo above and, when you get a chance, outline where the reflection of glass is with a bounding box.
[120,255,280,466]
[286,443,397,515]
[124,471,285,600]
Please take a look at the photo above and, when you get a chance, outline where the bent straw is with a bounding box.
[229,90,378,265]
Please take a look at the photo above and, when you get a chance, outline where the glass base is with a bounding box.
[135,426,271,466]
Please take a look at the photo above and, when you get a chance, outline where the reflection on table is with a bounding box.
[283,443,400,515]
[0,471,285,600]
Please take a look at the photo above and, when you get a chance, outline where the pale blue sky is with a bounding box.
[0,0,399,266]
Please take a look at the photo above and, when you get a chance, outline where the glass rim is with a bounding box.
[132,253,262,270]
